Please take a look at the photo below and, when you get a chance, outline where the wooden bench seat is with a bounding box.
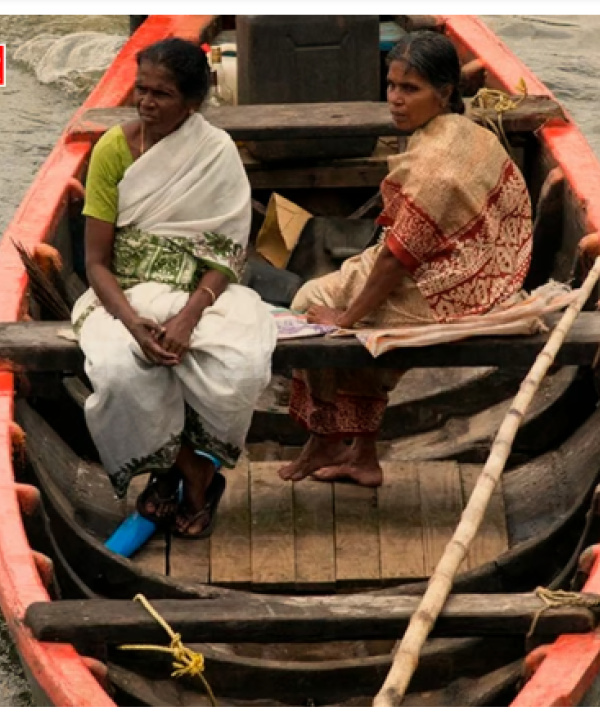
[66,96,566,145]
[0,313,599,374]
[24,589,597,645]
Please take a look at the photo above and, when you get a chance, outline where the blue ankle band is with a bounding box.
[195,450,222,470]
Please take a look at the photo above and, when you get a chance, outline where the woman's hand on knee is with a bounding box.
[157,314,195,361]
[127,316,180,366]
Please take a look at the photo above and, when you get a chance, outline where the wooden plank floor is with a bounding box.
[131,459,508,591]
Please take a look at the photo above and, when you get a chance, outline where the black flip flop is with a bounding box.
[135,469,180,525]
[173,472,226,540]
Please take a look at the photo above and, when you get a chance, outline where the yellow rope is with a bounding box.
[118,594,217,706]
[527,586,600,639]
[470,79,528,157]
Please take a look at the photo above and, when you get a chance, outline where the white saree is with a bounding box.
[72,114,278,498]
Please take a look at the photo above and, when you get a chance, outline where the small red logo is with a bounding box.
[0,45,5,87]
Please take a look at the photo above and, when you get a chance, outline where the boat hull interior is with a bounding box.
[4,14,600,708]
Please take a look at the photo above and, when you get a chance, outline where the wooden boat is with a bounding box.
[2,14,600,707]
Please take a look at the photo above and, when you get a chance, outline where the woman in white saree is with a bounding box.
[72,38,277,538]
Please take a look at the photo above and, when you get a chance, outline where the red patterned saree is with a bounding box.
[379,113,532,321]
[289,113,533,437]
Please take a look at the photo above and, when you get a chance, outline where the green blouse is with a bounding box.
[83,125,134,224]
[81,124,244,294]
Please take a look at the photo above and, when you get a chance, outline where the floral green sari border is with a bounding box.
[108,406,240,498]
[196,231,247,283]
[72,228,247,337]
[110,433,181,500]
[114,226,247,286]
[183,404,240,469]
[72,299,101,337]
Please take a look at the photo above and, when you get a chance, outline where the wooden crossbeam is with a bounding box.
[66,96,566,145]
[1,314,600,374]
[24,593,598,645]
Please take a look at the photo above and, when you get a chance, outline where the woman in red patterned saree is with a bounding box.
[279,30,532,487]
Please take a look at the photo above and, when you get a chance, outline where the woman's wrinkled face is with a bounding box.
[387,59,450,133]
[134,60,195,136]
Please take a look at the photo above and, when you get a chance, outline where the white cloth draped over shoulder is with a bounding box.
[72,113,278,498]
[117,112,251,279]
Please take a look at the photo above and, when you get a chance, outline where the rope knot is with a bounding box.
[170,637,206,678]
[470,81,528,157]
[118,594,216,705]
[527,585,600,639]
[535,585,600,610]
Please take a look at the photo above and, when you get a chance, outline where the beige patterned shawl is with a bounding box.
[379,113,533,321]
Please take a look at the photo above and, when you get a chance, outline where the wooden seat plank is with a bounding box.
[66,96,565,144]
[3,313,600,375]
[244,156,388,189]
[209,453,251,587]
[250,461,295,589]
[418,461,464,576]
[378,462,426,580]
[460,464,509,570]
[334,483,380,586]
[240,139,393,190]
[25,592,597,645]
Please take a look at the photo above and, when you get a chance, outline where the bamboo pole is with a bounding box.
[373,253,600,708]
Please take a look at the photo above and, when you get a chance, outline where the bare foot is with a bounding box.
[312,435,383,487]
[278,435,351,481]
[136,469,180,522]
[312,460,383,487]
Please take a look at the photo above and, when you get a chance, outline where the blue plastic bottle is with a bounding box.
[105,511,158,558]
[105,451,222,557]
